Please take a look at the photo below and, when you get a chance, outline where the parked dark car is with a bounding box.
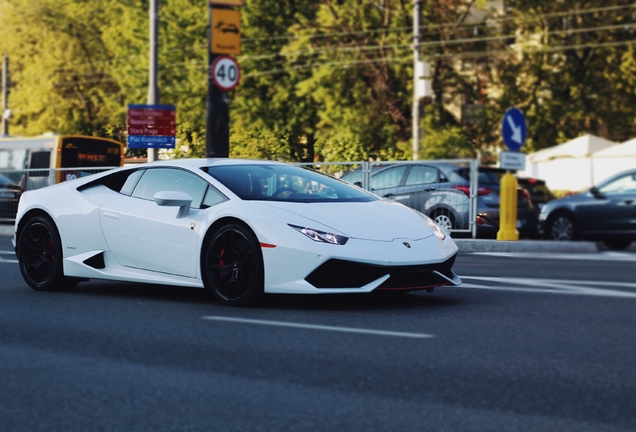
[0,173,23,221]
[517,177,556,238]
[453,166,536,238]
[517,177,556,211]
[537,168,636,250]
[341,163,535,238]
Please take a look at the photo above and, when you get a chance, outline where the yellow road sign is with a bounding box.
[209,0,244,6]
[210,9,241,55]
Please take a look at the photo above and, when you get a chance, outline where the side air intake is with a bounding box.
[83,252,106,269]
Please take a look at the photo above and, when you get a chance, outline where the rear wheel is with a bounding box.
[17,216,78,291]
[431,210,455,231]
[603,239,632,250]
[203,224,264,306]
[546,213,577,241]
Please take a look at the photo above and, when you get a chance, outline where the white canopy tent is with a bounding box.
[518,134,616,191]
[591,138,636,184]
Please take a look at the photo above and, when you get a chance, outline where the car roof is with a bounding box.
[135,158,288,170]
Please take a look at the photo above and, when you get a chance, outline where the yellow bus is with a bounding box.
[0,133,124,188]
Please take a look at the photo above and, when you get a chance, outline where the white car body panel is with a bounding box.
[13,159,460,296]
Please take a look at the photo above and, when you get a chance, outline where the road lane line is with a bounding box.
[0,250,17,264]
[202,316,435,339]
[460,276,636,298]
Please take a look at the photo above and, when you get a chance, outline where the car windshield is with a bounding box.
[204,164,376,203]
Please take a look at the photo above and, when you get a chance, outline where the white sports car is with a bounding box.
[12,159,461,306]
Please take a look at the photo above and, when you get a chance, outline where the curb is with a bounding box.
[454,238,598,254]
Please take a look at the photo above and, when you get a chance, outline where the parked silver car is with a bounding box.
[342,163,535,238]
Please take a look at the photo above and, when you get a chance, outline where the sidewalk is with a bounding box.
[1,222,601,253]
[454,238,598,253]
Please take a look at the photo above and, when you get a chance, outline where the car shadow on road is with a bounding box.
[70,280,467,311]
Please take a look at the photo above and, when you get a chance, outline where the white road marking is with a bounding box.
[471,251,636,262]
[461,276,636,299]
[0,250,17,264]
[202,316,435,339]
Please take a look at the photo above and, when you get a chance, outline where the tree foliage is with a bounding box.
[1,0,635,162]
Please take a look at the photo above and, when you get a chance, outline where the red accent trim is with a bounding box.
[259,242,276,248]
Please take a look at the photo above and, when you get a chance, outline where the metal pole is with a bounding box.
[147,0,159,162]
[1,53,8,137]
[412,1,422,161]
[205,7,230,158]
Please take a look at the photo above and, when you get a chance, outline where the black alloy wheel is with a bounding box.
[547,213,577,241]
[204,224,264,306]
[18,216,78,291]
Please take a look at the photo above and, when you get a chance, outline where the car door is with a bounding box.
[400,164,454,213]
[370,165,410,202]
[576,171,636,235]
[100,168,209,278]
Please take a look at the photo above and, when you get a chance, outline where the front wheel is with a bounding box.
[17,215,78,291]
[431,210,455,231]
[546,213,577,241]
[203,224,264,306]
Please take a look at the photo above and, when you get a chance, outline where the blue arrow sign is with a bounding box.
[501,107,527,151]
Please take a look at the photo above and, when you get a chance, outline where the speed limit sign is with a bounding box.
[211,55,241,91]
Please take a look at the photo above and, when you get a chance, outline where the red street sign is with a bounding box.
[127,126,176,136]
[127,117,176,127]
[127,109,175,120]
[127,106,176,128]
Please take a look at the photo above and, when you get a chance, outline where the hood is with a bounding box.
[260,200,435,242]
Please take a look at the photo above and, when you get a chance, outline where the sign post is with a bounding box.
[498,107,527,241]
[206,0,243,158]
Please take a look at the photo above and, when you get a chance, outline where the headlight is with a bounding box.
[289,224,349,245]
[413,210,446,241]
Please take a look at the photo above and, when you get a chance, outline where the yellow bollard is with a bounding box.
[497,171,519,241]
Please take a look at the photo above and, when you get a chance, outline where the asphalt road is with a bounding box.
[1,235,635,432]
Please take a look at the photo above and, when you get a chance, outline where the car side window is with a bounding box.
[405,165,438,185]
[131,168,208,209]
[119,170,145,195]
[202,185,228,207]
[599,173,636,194]
[370,166,407,190]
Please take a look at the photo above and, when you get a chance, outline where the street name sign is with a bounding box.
[500,151,526,171]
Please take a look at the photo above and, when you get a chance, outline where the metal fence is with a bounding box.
[0,167,118,223]
[1,161,480,238]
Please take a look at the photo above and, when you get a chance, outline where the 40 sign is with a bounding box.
[211,55,240,92]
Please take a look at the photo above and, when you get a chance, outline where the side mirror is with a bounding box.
[590,186,602,198]
[154,191,193,218]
